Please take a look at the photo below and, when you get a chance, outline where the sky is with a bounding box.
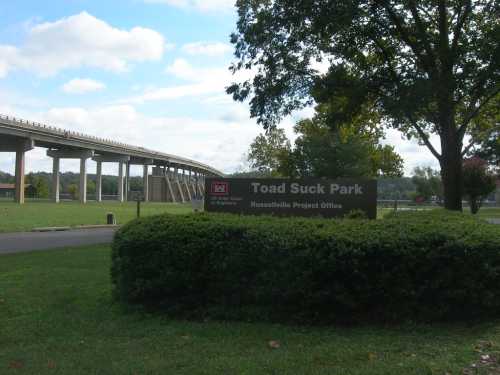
[0,0,440,177]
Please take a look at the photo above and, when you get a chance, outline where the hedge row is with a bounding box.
[111,211,500,323]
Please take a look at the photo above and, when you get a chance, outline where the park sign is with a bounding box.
[204,178,377,219]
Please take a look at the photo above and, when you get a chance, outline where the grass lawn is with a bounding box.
[378,206,500,220]
[0,200,191,232]
[1,246,499,374]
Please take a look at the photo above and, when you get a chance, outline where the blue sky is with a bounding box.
[0,0,439,176]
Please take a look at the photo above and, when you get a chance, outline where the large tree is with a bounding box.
[247,127,292,176]
[287,108,404,178]
[247,105,404,178]
[228,0,499,210]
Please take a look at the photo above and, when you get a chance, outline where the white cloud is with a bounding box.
[123,58,248,103]
[0,12,166,78]
[143,0,235,12]
[182,42,232,56]
[62,78,106,94]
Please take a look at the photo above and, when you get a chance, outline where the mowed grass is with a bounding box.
[0,200,191,232]
[0,200,497,233]
[1,246,500,374]
[378,206,500,220]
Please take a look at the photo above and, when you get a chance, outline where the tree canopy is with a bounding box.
[247,105,404,178]
[228,0,499,210]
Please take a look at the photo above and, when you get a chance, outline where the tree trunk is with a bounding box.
[440,131,463,211]
[469,197,479,214]
[437,63,463,211]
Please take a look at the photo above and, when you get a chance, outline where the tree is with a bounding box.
[87,179,96,195]
[247,128,291,176]
[473,128,500,170]
[462,157,496,214]
[411,167,443,203]
[68,184,78,200]
[25,173,49,199]
[246,105,404,178]
[287,109,404,178]
[228,0,500,211]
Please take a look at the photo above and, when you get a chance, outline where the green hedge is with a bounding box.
[111,211,500,323]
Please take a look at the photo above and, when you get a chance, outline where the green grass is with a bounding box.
[378,206,500,220]
[1,246,499,374]
[0,200,497,233]
[0,200,191,232]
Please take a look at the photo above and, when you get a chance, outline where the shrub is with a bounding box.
[111,210,500,323]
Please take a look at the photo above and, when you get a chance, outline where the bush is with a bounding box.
[111,210,500,323]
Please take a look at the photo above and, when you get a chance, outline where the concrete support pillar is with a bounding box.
[118,162,124,202]
[14,150,25,204]
[175,168,186,203]
[125,162,130,202]
[96,161,102,202]
[52,157,60,203]
[165,166,176,203]
[143,165,149,202]
[79,157,87,204]
[193,171,199,197]
[183,169,192,201]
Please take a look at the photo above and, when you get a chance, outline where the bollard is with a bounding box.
[107,212,116,225]
[136,200,141,218]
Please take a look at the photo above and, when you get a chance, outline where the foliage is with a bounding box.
[228,170,276,178]
[462,157,497,214]
[0,170,144,196]
[473,127,500,171]
[228,0,500,210]
[67,184,78,200]
[247,128,291,176]
[286,106,404,178]
[344,209,367,219]
[247,105,404,178]
[112,211,500,323]
[411,167,443,203]
[377,177,416,200]
[25,173,50,198]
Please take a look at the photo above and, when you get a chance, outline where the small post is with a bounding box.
[394,199,398,211]
[136,199,141,218]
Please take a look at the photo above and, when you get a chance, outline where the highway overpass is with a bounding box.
[0,114,224,204]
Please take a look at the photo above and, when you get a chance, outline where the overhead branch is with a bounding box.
[376,1,437,79]
[458,87,500,137]
[371,37,400,82]
[437,0,451,68]
[451,0,472,57]
[461,139,475,157]
[408,1,437,63]
[406,113,442,161]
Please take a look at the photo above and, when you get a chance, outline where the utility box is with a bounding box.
[191,196,204,212]
[107,213,116,225]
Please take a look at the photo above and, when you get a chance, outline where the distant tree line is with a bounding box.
[0,171,144,199]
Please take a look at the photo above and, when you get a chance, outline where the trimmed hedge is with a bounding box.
[111,211,500,323]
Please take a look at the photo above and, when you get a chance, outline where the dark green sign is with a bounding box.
[204,178,377,219]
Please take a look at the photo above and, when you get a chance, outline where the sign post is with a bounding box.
[204,178,377,219]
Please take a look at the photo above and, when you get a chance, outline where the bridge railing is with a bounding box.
[0,113,221,174]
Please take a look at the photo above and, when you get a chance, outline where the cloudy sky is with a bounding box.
[0,0,440,176]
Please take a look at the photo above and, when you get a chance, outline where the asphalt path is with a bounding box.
[0,228,117,255]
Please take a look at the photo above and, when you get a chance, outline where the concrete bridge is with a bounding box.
[0,114,223,204]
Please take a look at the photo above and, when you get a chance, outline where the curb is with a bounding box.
[32,225,120,232]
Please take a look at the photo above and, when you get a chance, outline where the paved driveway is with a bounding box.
[0,228,117,255]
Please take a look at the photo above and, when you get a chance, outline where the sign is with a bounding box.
[204,178,377,219]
